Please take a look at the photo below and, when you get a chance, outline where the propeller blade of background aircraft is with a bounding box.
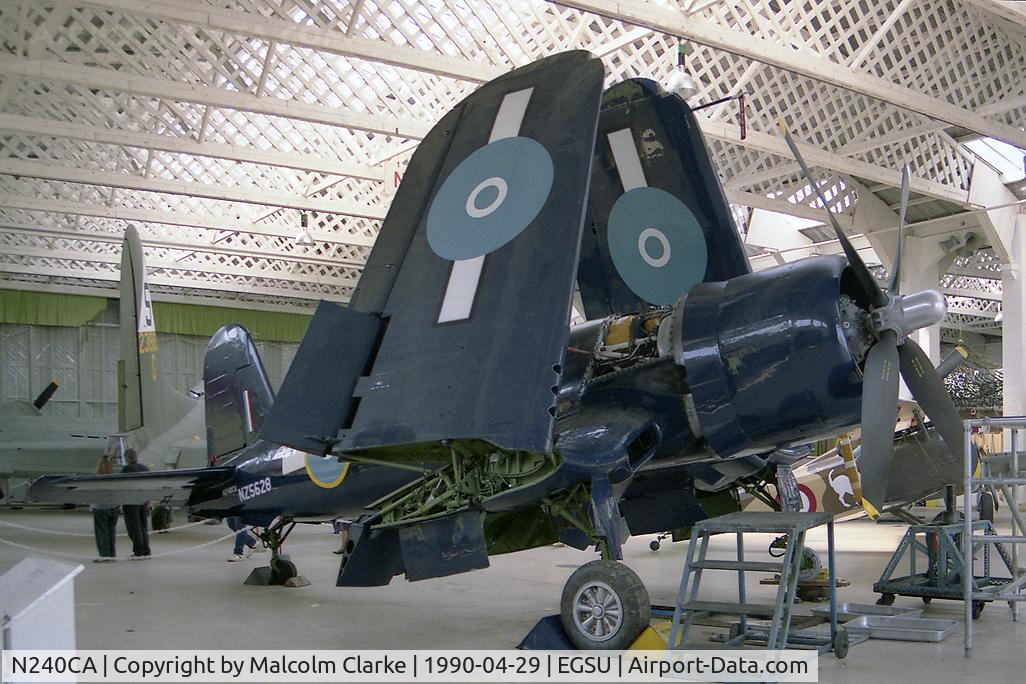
[936,345,969,379]
[898,339,965,457]
[887,165,910,295]
[32,380,60,410]
[780,124,887,309]
[858,329,900,516]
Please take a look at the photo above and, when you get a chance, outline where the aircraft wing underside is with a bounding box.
[29,466,235,508]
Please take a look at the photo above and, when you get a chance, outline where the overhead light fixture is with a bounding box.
[667,69,699,101]
[296,212,314,246]
[667,42,698,101]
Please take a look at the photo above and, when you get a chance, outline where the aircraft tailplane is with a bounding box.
[203,324,275,462]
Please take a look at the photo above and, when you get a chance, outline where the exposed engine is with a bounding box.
[565,255,874,466]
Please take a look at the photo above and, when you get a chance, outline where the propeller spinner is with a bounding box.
[780,125,963,517]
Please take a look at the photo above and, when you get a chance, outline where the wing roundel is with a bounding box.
[578,79,751,319]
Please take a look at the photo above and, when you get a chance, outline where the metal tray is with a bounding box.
[810,602,923,620]
[844,616,958,642]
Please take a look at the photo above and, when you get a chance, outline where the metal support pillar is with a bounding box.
[1002,217,1026,499]
[900,235,943,364]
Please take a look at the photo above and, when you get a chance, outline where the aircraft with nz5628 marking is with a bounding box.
[33,51,969,650]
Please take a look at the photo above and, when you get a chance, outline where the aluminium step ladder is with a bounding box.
[667,511,842,654]
[963,417,1026,657]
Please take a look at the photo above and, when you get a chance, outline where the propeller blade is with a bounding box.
[935,345,969,379]
[887,165,910,295]
[779,123,887,309]
[858,330,900,517]
[898,339,965,458]
[32,380,60,410]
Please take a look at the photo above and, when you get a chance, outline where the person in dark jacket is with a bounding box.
[121,448,151,559]
[91,454,119,562]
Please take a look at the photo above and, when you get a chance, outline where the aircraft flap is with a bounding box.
[337,51,604,455]
[260,302,383,455]
[577,79,751,319]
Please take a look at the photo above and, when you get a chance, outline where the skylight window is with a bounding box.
[966,137,1026,182]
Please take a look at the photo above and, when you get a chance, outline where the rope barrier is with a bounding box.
[0,526,252,562]
[0,517,210,537]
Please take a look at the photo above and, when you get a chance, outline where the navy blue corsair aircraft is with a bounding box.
[33,51,964,649]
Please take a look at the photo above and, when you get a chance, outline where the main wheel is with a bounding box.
[560,560,650,650]
[876,593,895,606]
[972,601,985,619]
[649,540,661,552]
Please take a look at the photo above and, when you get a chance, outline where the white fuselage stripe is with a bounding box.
[607,128,648,191]
[438,87,535,324]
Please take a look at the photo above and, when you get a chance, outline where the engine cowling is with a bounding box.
[671,255,867,457]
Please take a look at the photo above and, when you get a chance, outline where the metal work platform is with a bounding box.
[963,417,1026,657]
[873,519,1014,618]
[666,511,846,657]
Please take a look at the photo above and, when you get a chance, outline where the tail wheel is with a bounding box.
[270,558,297,584]
[797,546,822,582]
[833,628,849,659]
[979,491,995,523]
[560,560,650,650]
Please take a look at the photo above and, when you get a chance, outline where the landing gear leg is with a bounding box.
[550,482,650,649]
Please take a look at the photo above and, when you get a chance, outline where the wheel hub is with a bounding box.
[572,581,623,642]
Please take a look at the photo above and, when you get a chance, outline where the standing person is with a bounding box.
[91,454,119,562]
[121,448,151,559]
[226,517,261,561]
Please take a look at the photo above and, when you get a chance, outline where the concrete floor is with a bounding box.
[1,507,1024,682]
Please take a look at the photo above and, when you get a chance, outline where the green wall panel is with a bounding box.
[0,291,311,343]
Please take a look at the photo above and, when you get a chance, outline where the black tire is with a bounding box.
[560,560,650,650]
[649,540,661,552]
[922,597,932,605]
[876,593,895,606]
[972,601,985,619]
[151,505,172,531]
[979,491,995,523]
[271,558,298,584]
[833,628,849,659]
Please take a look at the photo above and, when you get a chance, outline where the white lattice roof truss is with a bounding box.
[0,0,1023,320]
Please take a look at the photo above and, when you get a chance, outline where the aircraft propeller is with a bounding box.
[32,380,60,410]
[780,125,963,517]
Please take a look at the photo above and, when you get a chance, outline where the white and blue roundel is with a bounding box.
[426,137,554,261]
[607,186,708,305]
